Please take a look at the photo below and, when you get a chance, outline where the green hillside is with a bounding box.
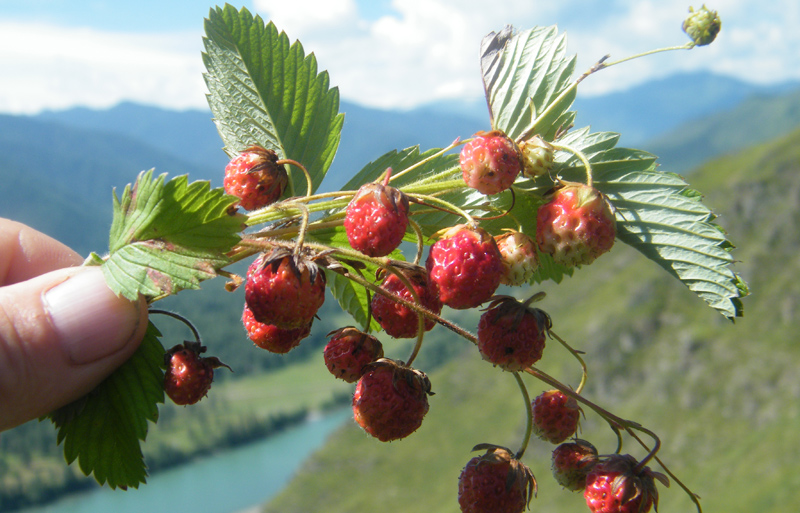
[261,129,800,513]
[647,88,800,173]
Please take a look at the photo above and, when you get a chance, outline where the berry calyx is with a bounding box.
[457,444,537,513]
[477,295,551,371]
[495,230,539,286]
[223,145,288,211]
[244,249,326,329]
[531,389,582,444]
[242,305,311,353]
[536,183,616,267]
[344,177,410,257]
[352,358,432,442]
[426,224,503,310]
[519,135,554,180]
[323,327,384,383]
[551,439,599,491]
[584,454,669,513]
[164,340,231,406]
[371,266,442,339]
[460,130,523,195]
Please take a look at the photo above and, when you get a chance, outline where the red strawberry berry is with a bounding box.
[495,231,539,286]
[245,249,326,329]
[519,135,554,180]
[164,341,230,405]
[532,389,582,444]
[584,454,669,513]
[460,130,523,195]
[344,177,410,257]
[426,224,503,310]
[477,295,550,371]
[458,444,537,513]
[371,266,442,338]
[352,359,432,442]
[536,183,616,267]
[551,439,599,491]
[242,305,311,353]
[223,146,288,211]
[323,327,384,383]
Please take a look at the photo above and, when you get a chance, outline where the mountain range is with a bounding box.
[3,71,798,256]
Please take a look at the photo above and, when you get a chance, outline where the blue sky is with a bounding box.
[0,1,797,114]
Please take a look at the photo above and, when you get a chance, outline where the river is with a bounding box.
[19,408,352,513]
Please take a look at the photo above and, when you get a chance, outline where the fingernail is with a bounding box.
[44,268,142,365]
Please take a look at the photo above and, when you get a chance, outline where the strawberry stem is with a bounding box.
[379,168,393,186]
[149,309,202,346]
[549,141,594,188]
[389,137,464,183]
[517,41,696,144]
[513,371,533,460]
[407,219,425,265]
[598,41,696,69]
[276,158,314,199]
[548,329,588,395]
[408,193,475,226]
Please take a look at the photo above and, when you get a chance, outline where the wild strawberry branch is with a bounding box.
[46,6,739,510]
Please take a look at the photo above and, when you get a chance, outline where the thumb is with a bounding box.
[0,266,149,431]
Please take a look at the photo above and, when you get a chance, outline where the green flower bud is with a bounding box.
[682,5,721,46]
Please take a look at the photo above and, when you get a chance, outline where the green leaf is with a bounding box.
[46,321,165,489]
[104,170,244,301]
[481,25,577,140]
[203,5,344,196]
[547,127,747,319]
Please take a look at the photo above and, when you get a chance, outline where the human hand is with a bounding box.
[0,218,149,431]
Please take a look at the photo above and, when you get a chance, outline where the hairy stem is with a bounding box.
[549,141,594,188]
[513,372,533,460]
[548,329,588,394]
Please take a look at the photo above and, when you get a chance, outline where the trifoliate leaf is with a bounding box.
[104,170,244,301]
[46,321,165,489]
[203,4,343,197]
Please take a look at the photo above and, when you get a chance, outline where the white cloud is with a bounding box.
[0,21,206,114]
[1,1,799,114]
[250,0,800,106]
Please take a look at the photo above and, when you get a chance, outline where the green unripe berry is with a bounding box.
[683,5,721,46]
[520,135,555,180]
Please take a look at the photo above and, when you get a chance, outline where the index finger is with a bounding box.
[0,218,83,286]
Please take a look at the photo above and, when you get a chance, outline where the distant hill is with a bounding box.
[0,114,217,254]
[261,128,800,513]
[647,87,800,173]
[33,100,484,194]
[36,102,230,175]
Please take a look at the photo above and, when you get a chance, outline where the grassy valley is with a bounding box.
[261,129,800,513]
